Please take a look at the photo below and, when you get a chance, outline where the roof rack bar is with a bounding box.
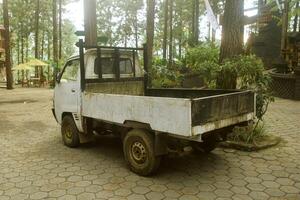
[75,42,144,51]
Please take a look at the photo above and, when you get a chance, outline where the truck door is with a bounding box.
[54,59,80,124]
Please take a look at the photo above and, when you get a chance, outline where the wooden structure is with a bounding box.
[282,33,300,70]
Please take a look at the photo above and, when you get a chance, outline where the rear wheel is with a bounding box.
[123,129,161,176]
[61,115,80,148]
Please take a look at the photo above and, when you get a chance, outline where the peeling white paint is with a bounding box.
[82,92,193,136]
[192,112,254,135]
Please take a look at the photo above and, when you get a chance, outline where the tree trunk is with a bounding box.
[217,0,244,89]
[146,0,155,87]
[281,0,289,53]
[134,15,139,48]
[35,0,40,58]
[41,30,45,60]
[84,0,97,46]
[191,0,195,43]
[48,32,51,60]
[59,0,62,59]
[20,22,24,63]
[219,0,244,62]
[124,35,127,48]
[53,0,58,83]
[178,4,183,59]
[211,1,217,44]
[191,0,199,46]
[293,1,299,32]
[162,0,168,60]
[3,0,13,89]
[194,0,199,44]
[168,0,173,65]
[35,0,40,77]
[299,15,300,32]
[17,37,20,64]
[212,29,216,43]
[207,23,211,41]
[26,36,29,62]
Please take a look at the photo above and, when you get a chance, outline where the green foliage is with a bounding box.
[96,0,144,46]
[7,0,77,65]
[229,122,266,144]
[220,55,274,120]
[183,43,220,87]
[151,58,183,88]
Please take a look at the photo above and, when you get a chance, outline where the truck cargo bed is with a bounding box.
[82,88,255,139]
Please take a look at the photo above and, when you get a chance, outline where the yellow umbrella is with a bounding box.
[26,58,48,66]
[14,63,33,71]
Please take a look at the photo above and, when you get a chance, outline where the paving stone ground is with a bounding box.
[0,88,299,200]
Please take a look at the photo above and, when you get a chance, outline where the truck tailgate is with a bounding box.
[191,91,255,135]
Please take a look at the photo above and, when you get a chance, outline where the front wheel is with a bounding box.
[123,129,161,176]
[61,115,80,148]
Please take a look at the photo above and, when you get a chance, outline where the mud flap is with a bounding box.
[154,132,168,156]
[80,117,94,144]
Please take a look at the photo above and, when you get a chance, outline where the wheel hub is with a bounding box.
[131,141,147,164]
[65,126,73,139]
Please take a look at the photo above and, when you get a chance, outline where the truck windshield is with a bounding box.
[61,59,79,81]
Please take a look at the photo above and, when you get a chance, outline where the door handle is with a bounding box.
[71,89,76,93]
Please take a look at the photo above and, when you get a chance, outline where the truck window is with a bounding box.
[61,59,79,81]
[120,58,133,74]
[94,57,133,76]
[94,57,114,75]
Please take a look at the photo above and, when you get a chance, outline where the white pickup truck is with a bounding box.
[53,40,255,176]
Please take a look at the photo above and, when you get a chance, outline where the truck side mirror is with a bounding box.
[56,72,61,84]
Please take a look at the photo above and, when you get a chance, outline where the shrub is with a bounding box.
[183,43,220,88]
[151,58,183,88]
[220,55,274,121]
[229,121,266,144]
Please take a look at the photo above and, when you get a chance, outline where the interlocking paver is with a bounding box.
[214,188,234,197]
[262,180,280,188]
[264,188,285,197]
[30,191,48,199]
[145,191,165,200]
[164,189,181,198]
[77,192,96,200]
[249,191,269,199]
[280,185,300,194]
[131,186,150,194]
[149,184,167,192]
[1,88,300,199]
[114,188,132,196]
[67,186,85,195]
[48,189,66,198]
[230,186,249,195]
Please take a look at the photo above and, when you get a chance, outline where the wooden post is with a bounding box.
[281,0,289,54]
[84,0,97,46]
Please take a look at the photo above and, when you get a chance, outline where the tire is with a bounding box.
[192,139,218,153]
[123,129,161,176]
[61,115,80,148]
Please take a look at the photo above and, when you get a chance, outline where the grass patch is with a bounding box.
[228,122,266,145]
